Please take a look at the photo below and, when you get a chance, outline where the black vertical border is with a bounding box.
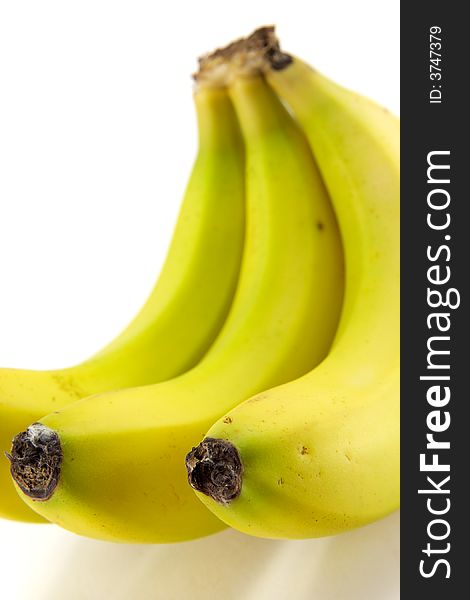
[401,2,467,597]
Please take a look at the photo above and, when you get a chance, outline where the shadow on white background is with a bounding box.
[10,512,399,599]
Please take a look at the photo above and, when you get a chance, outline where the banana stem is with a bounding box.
[194,26,292,87]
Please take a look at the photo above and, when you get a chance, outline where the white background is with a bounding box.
[0,1,399,598]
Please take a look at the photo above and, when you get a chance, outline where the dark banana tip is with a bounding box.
[185,437,243,505]
[6,422,62,501]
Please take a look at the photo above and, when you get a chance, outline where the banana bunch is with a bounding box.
[3,26,398,543]
[0,85,246,522]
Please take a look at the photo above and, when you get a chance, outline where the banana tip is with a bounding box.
[185,437,243,505]
[7,423,62,501]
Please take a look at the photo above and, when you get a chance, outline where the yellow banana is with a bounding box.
[9,74,344,542]
[1,86,245,522]
[187,31,399,539]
